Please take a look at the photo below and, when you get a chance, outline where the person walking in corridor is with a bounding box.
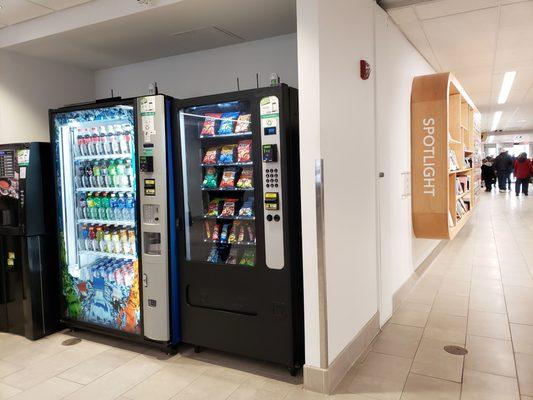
[493,149,514,192]
[514,152,533,196]
[481,158,496,192]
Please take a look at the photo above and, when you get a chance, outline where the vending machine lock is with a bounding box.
[262,144,278,163]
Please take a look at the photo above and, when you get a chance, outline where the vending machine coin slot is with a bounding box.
[144,179,156,196]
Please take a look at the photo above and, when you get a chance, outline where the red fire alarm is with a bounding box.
[360,60,371,80]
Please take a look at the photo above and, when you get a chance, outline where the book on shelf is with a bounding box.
[448,211,455,227]
[449,150,460,171]
[456,179,464,195]
[457,175,470,193]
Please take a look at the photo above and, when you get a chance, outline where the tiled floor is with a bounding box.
[0,190,532,399]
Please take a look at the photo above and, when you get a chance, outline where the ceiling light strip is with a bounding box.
[491,111,502,131]
[497,71,516,104]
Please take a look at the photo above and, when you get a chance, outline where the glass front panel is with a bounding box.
[53,105,141,334]
[179,101,256,267]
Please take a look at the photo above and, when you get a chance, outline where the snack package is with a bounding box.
[228,222,239,244]
[202,167,219,189]
[202,147,218,164]
[237,140,252,163]
[236,167,253,188]
[220,167,237,188]
[211,224,220,241]
[247,225,255,243]
[218,112,240,135]
[219,145,236,164]
[220,198,238,217]
[204,220,213,240]
[237,224,245,243]
[207,198,221,216]
[239,198,254,217]
[200,113,222,137]
[220,224,230,243]
[207,246,220,263]
[226,248,239,265]
[239,248,255,267]
[234,114,251,134]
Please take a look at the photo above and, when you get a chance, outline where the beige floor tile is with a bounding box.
[240,374,301,396]
[390,303,431,328]
[59,348,137,385]
[411,338,464,383]
[472,257,500,268]
[472,266,501,281]
[461,369,519,400]
[467,311,511,340]
[371,324,423,359]
[344,352,411,400]
[284,388,327,399]
[439,278,470,297]
[464,335,516,378]
[226,386,286,400]
[444,269,472,283]
[521,396,533,400]
[8,377,82,400]
[169,373,241,400]
[400,373,460,400]
[471,279,504,295]
[405,287,437,306]
[516,353,533,397]
[510,324,533,355]
[65,354,164,400]
[432,294,469,317]
[0,361,22,379]
[469,291,507,314]
[0,382,21,400]
[507,300,533,325]
[424,312,467,345]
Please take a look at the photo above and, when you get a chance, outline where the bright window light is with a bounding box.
[491,111,502,131]
[497,71,516,104]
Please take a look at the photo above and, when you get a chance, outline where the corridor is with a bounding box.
[337,191,533,399]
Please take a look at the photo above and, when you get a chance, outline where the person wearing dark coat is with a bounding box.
[481,158,496,192]
[514,152,533,196]
[493,149,514,192]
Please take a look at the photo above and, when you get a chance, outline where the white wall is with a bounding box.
[95,34,298,99]
[0,50,94,144]
[297,0,378,367]
[374,7,440,324]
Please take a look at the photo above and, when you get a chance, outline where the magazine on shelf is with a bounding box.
[449,150,460,171]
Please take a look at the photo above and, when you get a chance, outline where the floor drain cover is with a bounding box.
[62,338,82,346]
[444,345,468,355]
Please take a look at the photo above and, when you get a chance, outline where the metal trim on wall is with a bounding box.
[315,159,328,369]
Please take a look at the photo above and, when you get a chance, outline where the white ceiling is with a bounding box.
[386,0,533,133]
[0,0,296,70]
[0,0,94,27]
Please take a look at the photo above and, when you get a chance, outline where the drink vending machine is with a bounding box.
[173,84,303,373]
[49,95,179,349]
[0,142,59,340]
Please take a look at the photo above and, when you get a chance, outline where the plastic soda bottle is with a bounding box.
[88,227,98,251]
[78,194,87,219]
[113,160,124,187]
[76,128,84,156]
[111,128,121,154]
[96,226,104,251]
[100,161,109,187]
[111,229,121,254]
[124,159,133,187]
[92,193,102,220]
[100,192,110,221]
[89,127,99,156]
[125,193,135,221]
[102,230,111,253]
[92,161,101,187]
[107,160,116,187]
[79,225,88,251]
[116,193,125,221]
[120,229,130,255]
[108,193,117,220]
[99,126,107,155]
[86,193,95,220]
[76,162,85,188]
[83,162,93,187]
[128,229,136,256]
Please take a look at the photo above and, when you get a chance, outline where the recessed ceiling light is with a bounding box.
[491,111,502,131]
[497,71,516,104]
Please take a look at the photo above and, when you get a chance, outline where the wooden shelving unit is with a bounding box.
[411,72,482,239]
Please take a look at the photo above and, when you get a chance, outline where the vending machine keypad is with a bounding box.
[260,96,285,270]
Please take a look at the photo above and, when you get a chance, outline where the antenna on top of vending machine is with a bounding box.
[148,82,159,95]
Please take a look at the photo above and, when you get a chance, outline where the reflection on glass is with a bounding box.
[179,101,256,267]
[53,105,141,334]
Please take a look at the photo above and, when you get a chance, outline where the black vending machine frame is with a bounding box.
[172,84,303,371]
[49,99,148,344]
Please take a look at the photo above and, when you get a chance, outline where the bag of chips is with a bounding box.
[228,222,239,244]
[220,198,238,217]
[226,248,239,265]
[200,113,222,137]
[236,167,253,188]
[220,224,230,243]
[247,225,255,243]
[202,167,219,189]
[211,224,220,241]
[207,245,220,263]
[237,140,252,163]
[219,145,236,164]
[218,112,240,135]
[237,224,245,243]
[204,221,213,240]
[220,167,237,188]
[202,147,218,165]
[206,199,221,216]
[239,198,254,217]
[234,114,251,134]
[239,248,255,267]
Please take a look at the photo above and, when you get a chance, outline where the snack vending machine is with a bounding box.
[50,95,179,349]
[173,84,303,373]
[0,142,58,340]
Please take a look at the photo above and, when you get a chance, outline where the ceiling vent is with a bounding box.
[170,26,245,41]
